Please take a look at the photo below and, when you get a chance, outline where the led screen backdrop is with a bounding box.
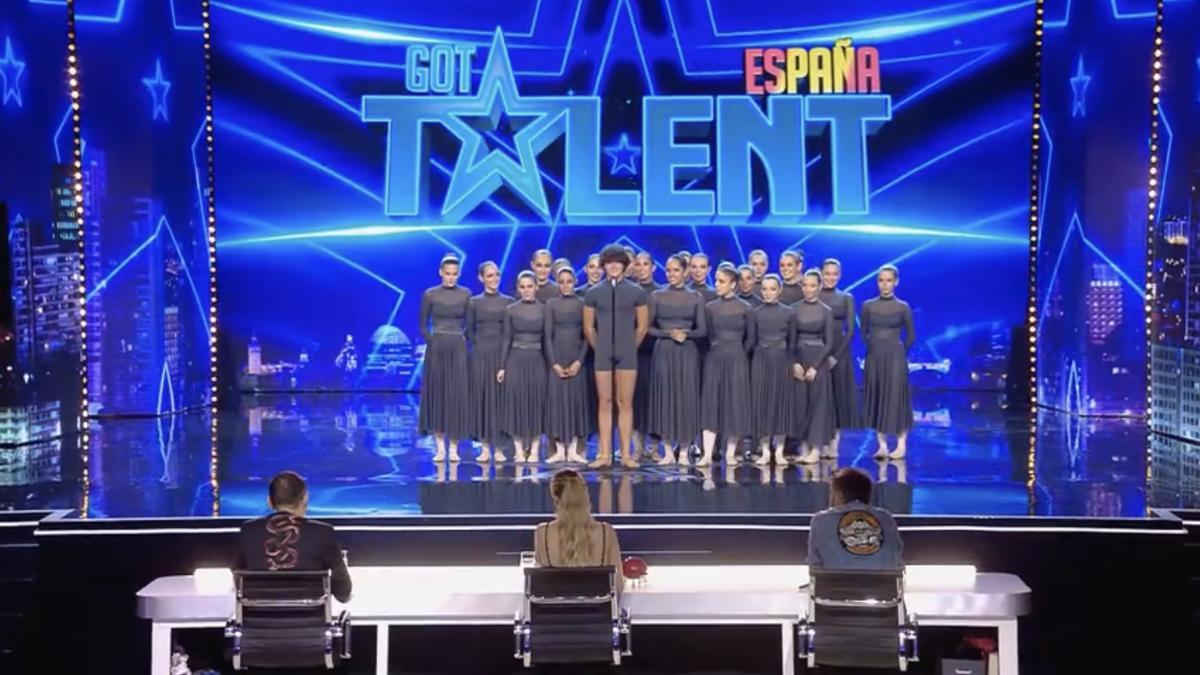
[213,0,1035,392]
[1149,0,1200,442]
[1,0,78,464]
[1036,0,1156,416]
[78,0,213,415]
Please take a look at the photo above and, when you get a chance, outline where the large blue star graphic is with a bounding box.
[1070,55,1091,118]
[0,36,26,108]
[439,29,567,222]
[142,58,172,122]
[604,133,641,176]
[456,107,538,164]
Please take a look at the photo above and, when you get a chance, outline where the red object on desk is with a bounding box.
[623,556,648,579]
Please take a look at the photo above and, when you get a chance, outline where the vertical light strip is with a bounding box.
[1026,0,1045,510]
[201,0,220,515]
[1145,0,1165,496]
[65,0,88,518]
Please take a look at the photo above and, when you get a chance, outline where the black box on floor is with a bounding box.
[941,658,986,675]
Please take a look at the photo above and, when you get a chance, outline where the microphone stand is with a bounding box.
[610,278,618,467]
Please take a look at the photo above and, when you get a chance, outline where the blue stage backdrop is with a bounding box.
[1,0,78,459]
[213,0,1035,392]
[1036,0,1157,416]
[1149,0,1200,441]
[78,0,213,415]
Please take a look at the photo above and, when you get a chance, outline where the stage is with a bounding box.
[2,390,1197,674]
[2,390,1189,520]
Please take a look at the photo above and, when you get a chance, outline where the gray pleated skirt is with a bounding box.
[829,350,862,429]
[546,366,593,439]
[751,345,796,438]
[796,367,837,446]
[501,348,548,439]
[468,336,506,445]
[648,338,701,444]
[633,346,654,433]
[792,342,836,445]
[863,340,913,435]
[700,344,752,437]
[419,333,471,438]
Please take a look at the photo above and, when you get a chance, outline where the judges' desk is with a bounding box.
[138,565,1030,675]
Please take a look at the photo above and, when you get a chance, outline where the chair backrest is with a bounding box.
[233,570,337,669]
[810,568,906,669]
[523,566,618,665]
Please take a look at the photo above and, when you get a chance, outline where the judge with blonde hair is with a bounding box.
[534,470,624,589]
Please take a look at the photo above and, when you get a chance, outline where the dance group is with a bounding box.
[417,244,915,470]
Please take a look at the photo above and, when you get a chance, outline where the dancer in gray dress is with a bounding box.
[777,249,805,306]
[737,265,764,307]
[791,270,836,464]
[632,251,661,461]
[519,248,559,303]
[860,264,915,460]
[418,255,472,462]
[648,255,707,465]
[467,261,512,463]
[750,275,795,465]
[544,266,592,464]
[498,272,549,463]
[699,267,755,466]
[819,258,861,458]
[579,252,604,294]
[747,249,769,297]
[687,253,719,302]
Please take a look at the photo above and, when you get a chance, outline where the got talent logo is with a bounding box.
[362,30,890,223]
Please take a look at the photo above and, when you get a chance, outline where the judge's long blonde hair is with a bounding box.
[550,470,595,566]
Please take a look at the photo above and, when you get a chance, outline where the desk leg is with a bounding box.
[997,618,1019,675]
[375,624,390,675]
[780,622,795,675]
[150,624,171,675]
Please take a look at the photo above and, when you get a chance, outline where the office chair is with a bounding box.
[225,570,351,670]
[513,566,632,667]
[796,568,918,671]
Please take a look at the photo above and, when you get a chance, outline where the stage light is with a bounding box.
[1144,0,1165,481]
[64,0,90,518]
[201,0,222,515]
[1026,0,1044,416]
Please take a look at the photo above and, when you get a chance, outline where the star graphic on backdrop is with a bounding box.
[439,29,567,222]
[142,58,172,122]
[1069,55,1091,118]
[455,105,538,165]
[604,133,641,176]
[1,36,26,108]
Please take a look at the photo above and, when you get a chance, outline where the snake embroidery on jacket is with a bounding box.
[264,513,301,570]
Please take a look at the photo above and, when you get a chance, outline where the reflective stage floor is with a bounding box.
[3,391,1198,519]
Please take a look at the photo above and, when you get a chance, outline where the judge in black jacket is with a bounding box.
[237,471,353,603]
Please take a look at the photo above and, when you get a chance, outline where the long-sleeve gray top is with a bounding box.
[648,286,707,340]
[778,280,805,307]
[792,298,835,367]
[420,285,471,340]
[688,280,719,303]
[737,291,764,308]
[544,294,588,367]
[818,288,856,359]
[860,296,915,349]
[535,281,559,304]
[467,291,513,344]
[501,299,548,365]
[705,295,755,352]
[752,301,794,351]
